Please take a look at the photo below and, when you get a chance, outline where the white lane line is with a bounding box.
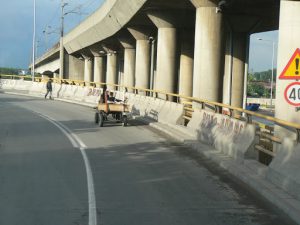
[80,147,97,225]
[33,111,97,225]
[37,113,79,148]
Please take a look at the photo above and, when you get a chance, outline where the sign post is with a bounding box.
[284,82,300,107]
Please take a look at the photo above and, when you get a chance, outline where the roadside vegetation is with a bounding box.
[247,69,276,98]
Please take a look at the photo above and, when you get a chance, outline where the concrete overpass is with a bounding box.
[33,0,280,106]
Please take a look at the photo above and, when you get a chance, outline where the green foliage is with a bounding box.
[0,67,21,75]
[247,83,264,97]
[247,69,276,98]
[252,69,276,82]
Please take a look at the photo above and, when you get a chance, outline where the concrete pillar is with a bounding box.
[147,12,178,96]
[93,56,106,83]
[106,52,118,90]
[179,32,194,99]
[64,54,84,81]
[223,31,247,108]
[222,31,232,106]
[119,39,136,91]
[223,16,260,109]
[231,33,247,109]
[190,0,224,102]
[275,0,300,139]
[123,48,136,88]
[128,27,151,90]
[82,55,93,83]
[90,47,106,85]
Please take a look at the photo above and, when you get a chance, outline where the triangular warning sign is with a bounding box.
[279,48,300,80]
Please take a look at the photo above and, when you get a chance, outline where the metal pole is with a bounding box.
[32,0,36,82]
[59,0,65,79]
[270,41,275,107]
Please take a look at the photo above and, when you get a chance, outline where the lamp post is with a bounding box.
[257,38,276,107]
[59,0,68,79]
[32,0,36,81]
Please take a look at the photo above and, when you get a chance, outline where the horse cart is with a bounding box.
[94,102,131,127]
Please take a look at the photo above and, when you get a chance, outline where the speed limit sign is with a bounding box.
[284,82,300,106]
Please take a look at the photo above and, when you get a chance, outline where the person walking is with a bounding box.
[45,79,53,99]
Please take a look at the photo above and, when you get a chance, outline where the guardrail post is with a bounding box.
[215,105,221,113]
[229,109,233,117]
[246,114,252,123]
[296,129,300,143]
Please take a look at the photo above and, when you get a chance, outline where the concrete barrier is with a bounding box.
[29,82,45,96]
[57,84,69,98]
[61,85,78,99]
[52,83,62,98]
[84,87,101,104]
[14,80,32,91]
[187,109,256,161]
[73,86,86,102]
[267,138,300,201]
[0,79,16,90]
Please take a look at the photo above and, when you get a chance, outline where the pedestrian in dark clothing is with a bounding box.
[45,79,53,99]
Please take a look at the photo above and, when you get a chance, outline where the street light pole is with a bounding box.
[270,41,275,107]
[32,0,36,81]
[59,0,67,79]
[257,38,276,108]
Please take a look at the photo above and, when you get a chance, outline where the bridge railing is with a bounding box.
[1,74,299,164]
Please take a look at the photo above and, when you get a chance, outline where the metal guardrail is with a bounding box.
[1,74,299,164]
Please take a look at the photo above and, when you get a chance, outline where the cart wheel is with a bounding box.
[94,112,99,124]
[122,115,128,127]
[99,112,104,127]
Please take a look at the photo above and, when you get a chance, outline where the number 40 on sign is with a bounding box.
[284,82,300,106]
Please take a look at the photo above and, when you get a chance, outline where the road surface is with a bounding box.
[0,93,296,225]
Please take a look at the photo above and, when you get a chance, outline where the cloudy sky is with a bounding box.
[0,0,104,69]
[0,0,277,72]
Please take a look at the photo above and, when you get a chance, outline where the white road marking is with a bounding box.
[33,112,97,225]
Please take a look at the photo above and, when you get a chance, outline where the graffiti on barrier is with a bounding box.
[87,88,101,97]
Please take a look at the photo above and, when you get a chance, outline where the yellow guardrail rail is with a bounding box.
[1,74,299,160]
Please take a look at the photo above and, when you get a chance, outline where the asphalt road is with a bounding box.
[0,93,296,225]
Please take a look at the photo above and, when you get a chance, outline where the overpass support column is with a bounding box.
[64,54,84,81]
[82,54,93,84]
[190,0,224,101]
[119,39,136,91]
[179,32,194,100]
[231,33,247,109]
[147,11,178,97]
[223,32,247,108]
[106,51,118,90]
[275,0,300,137]
[128,27,151,91]
[93,56,106,84]
[90,47,107,85]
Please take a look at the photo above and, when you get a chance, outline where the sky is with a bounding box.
[0,0,104,69]
[0,0,277,72]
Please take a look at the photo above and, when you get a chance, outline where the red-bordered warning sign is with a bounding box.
[279,48,300,80]
[284,82,300,106]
